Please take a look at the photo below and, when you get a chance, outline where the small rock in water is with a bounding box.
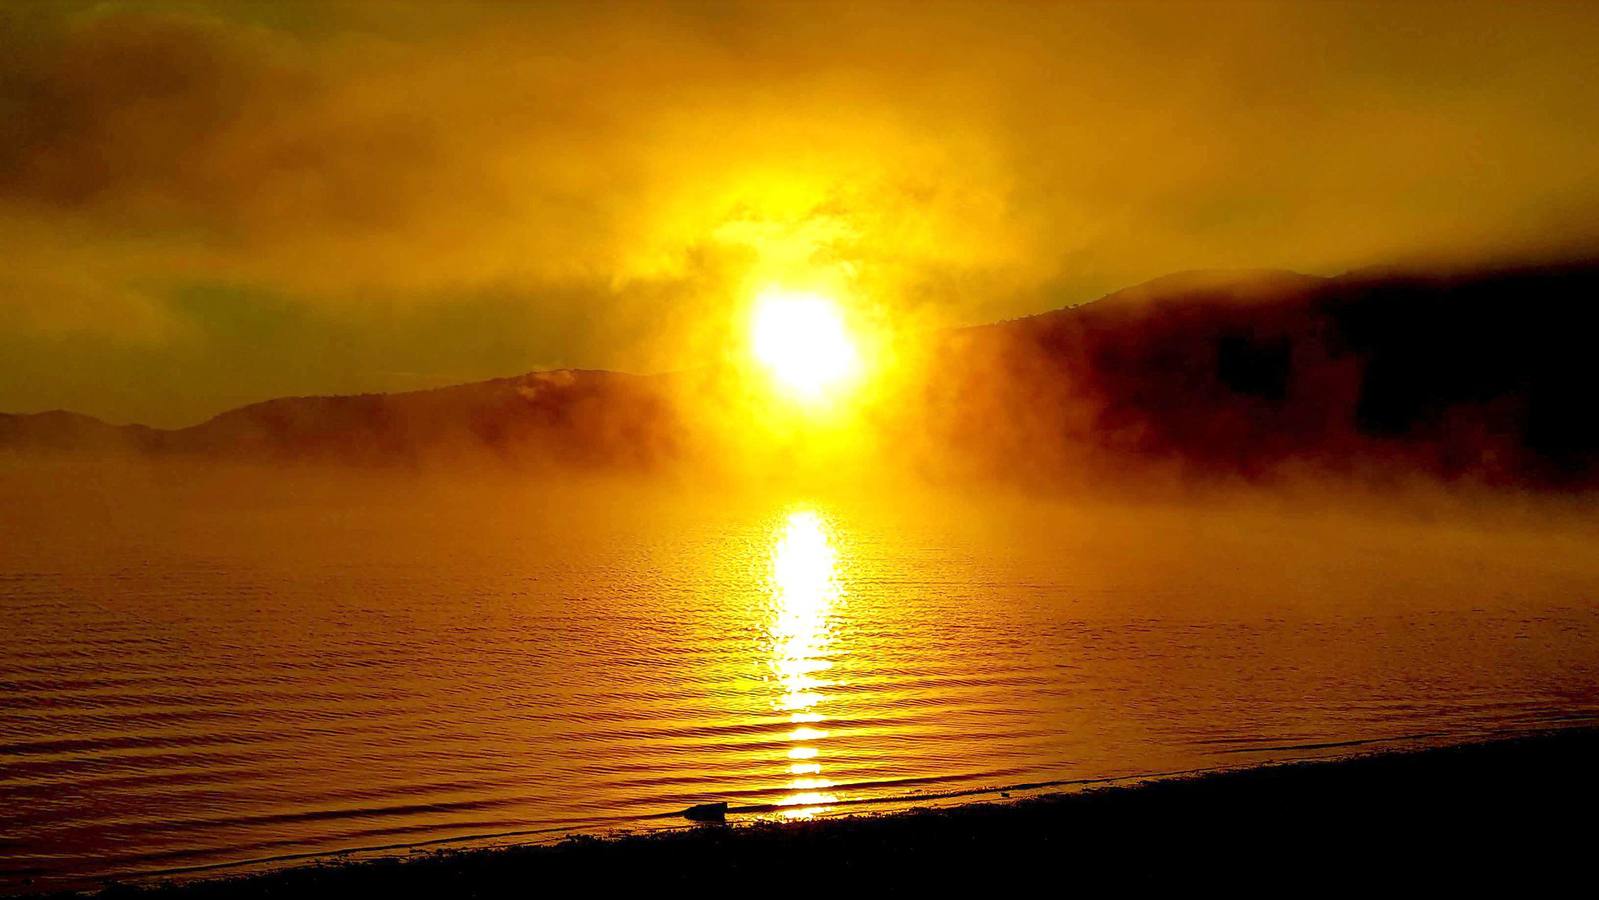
[683,801,728,823]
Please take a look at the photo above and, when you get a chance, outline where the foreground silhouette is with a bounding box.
[65,728,1599,896]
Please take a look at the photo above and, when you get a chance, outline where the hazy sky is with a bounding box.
[4,0,1598,426]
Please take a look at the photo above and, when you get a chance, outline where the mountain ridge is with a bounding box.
[6,262,1599,487]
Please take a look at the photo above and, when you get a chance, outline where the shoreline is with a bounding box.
[39,725,1599,896]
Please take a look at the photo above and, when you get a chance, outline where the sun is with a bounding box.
[749,288,862,402]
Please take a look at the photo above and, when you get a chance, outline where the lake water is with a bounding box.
[4,469,1599,891]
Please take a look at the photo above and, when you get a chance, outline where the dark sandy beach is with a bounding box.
[40,727,1594,896]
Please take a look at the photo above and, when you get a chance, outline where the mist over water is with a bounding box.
[3,465,1598,890]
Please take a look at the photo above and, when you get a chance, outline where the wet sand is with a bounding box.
[56,727,1599,896]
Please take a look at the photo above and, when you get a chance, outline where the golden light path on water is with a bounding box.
[8,480,1599,891]
[766,509,843,818]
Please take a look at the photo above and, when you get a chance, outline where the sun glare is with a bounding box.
[750,289,862,403]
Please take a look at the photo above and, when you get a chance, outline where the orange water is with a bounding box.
[4,472,1598,890]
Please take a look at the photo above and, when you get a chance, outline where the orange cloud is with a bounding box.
[3,1,1598,423]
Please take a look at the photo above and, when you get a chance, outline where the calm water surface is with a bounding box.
[3,471,1599,890]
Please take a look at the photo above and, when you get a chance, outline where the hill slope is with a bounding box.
[5,262,1598,487]
[1,370,682,469]
[918,263,1599,486]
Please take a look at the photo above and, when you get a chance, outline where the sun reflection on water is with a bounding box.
[766,508,843,818]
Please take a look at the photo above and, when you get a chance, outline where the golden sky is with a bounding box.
[3,0,1598,426]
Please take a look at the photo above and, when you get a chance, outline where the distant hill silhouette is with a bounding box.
[0,409,160,453]
[5,263,1598,487]
[0,370,683,469]
[917,262,1599,488]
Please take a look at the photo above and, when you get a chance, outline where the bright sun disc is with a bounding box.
[750,289,861,402]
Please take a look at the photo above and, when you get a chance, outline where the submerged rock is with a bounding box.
[682,802,728,823]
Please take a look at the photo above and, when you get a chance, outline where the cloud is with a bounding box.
[3,1,1599,423]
